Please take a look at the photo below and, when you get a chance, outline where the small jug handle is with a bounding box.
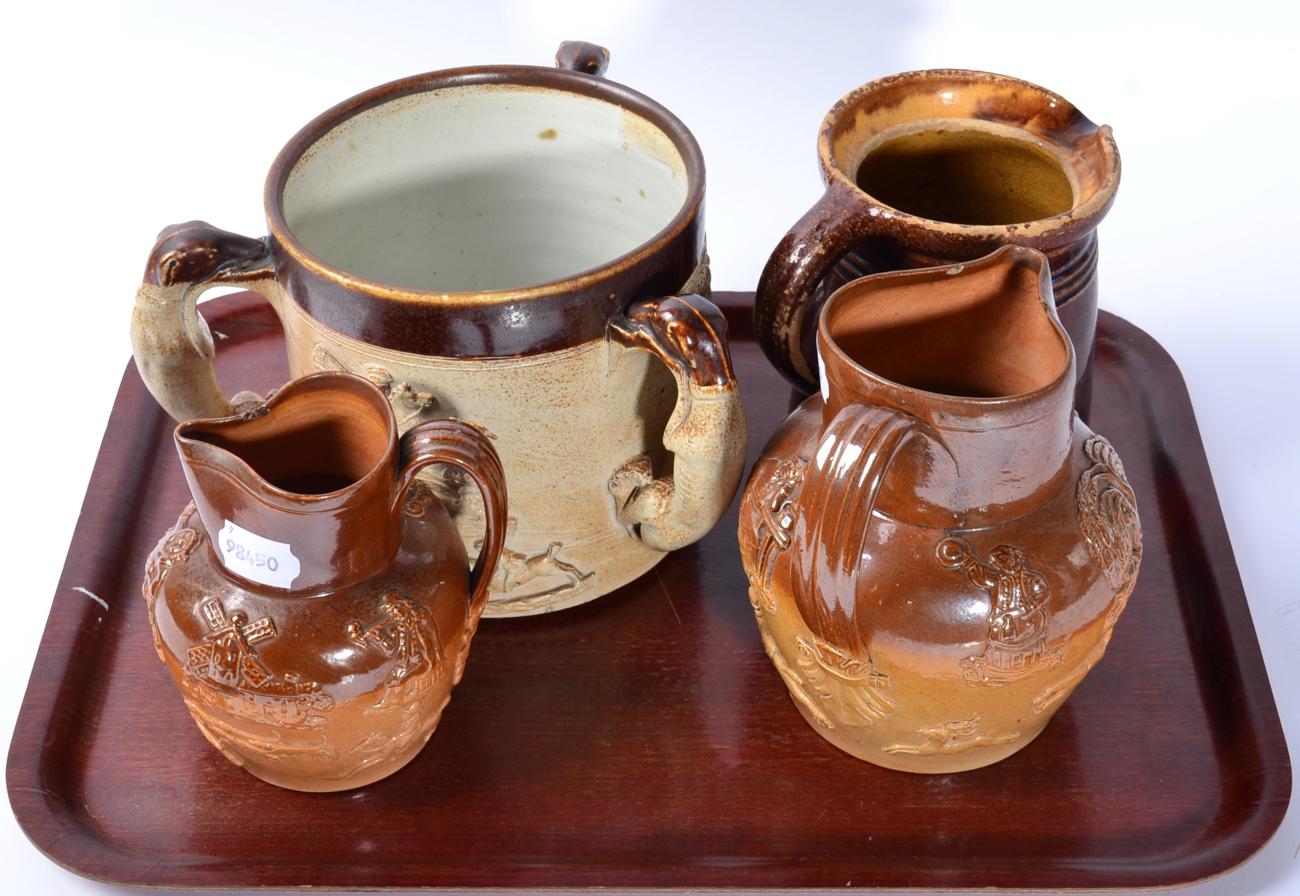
[394,420,508,629]
[555,41,610,76]
[792,402,930,653]
[131,221,281,422]
[608,295,748,553]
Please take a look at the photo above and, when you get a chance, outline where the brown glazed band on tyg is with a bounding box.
[139,50,704,360]
[754,68,1121,391]
[259,61,704,359]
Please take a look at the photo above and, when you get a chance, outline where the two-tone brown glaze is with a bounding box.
[740,247,1141,773]
[9,289,1289,889]
[144,372,507,791]
[607,296,747,552]
[755,69,1121,392]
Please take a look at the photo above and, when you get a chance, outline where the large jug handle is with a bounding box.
[792,402,931,653]
[394,420,508,635]
[131,221,281,422]
[754,181,889,391]
[608,295,748,553]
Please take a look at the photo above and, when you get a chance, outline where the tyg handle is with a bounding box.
[395,419,508,631]
[131,221,279,422]
[555,41,610,76]
[755,181,886,391]
[791,402,929,655]
[608,295,748,553]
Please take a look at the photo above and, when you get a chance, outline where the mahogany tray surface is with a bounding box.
[7,291,1290,890]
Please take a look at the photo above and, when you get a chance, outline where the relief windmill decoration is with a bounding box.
[184,597,331,728]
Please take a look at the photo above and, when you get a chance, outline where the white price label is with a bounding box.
[217,519,301,589]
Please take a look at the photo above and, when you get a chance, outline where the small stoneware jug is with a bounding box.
[755,69,1120,393]
[739,247,1141,773]
[130,41,746,618]
[141,372,507,791]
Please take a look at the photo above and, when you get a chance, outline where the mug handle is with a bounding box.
[131,221,280,422]
[754,180,886,391]
[791,402,932,654]
[394,419,508,637]
[608,295,748,553]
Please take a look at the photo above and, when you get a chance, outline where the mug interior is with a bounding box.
[855,126,1075,225]
[281,84,690,292]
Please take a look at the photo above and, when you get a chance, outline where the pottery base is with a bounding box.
[189,704,448,793]
[791,700,1053,774]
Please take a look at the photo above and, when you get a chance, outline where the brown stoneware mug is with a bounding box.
[739,247,1141,773]
[143,372,508,792]
[754,69,1120,392]
[131,42,747,617]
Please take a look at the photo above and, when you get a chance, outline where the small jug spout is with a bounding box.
[174,372,405,593]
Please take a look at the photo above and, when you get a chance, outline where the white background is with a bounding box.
[2,1,1297,893]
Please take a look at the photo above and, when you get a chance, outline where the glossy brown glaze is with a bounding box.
[259,51,704,358]
[144,221,271,288]
[607,294,748,552]
[134,43,706,360]
[554,40,610,75]
[741,247,1139,772]
[148,372,507,791]
[755,69,1120,390]
[8,291,1288,888]
[608,293,735,389]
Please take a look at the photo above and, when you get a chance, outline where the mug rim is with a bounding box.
[263,63,706,308]
[815,68,1121,248]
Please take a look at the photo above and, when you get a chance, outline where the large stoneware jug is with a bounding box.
[739,247,1141,773]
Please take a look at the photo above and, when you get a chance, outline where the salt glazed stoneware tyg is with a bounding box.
[130,41,747,617]
[755,69,1121,394]
[739,247,1142,773]
[143,372,508,791]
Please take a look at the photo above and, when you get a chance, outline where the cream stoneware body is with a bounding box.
[739,247,1141,773]
[130,42,746,616]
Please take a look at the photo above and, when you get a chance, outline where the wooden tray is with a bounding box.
[8,291,1290,891]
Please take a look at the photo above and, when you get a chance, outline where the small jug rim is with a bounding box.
[174,371,398,508]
